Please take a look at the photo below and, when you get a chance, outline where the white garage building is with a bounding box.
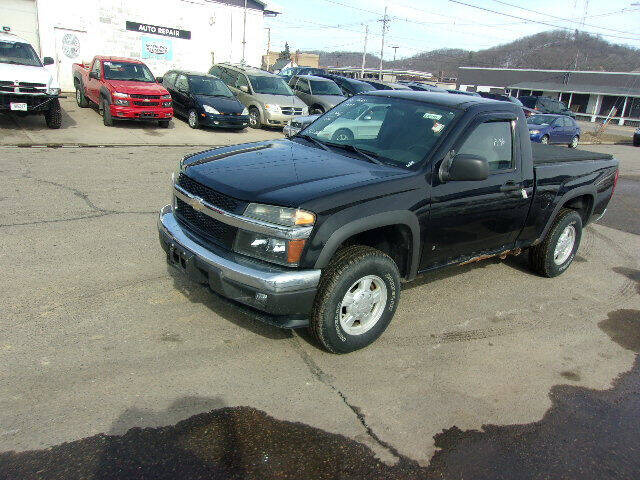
[2,0,279,91]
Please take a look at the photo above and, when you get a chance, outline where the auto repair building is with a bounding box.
[458,66,640,126]
[2,0,279,91]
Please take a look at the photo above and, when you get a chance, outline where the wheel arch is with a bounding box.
[535,188,595,245]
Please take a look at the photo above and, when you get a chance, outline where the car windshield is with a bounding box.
[519,96,537,108]
[528,115,557,125]
[310,79,343,96]
[301,95,458,169]
[350,81,376,93]
[190,76,233,97]
[0,40,42,67]
[103,61,155,82]
[508,96,523,106]
[249,75,293,95]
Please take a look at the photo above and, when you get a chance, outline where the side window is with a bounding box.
[289,77,299,88]
[236,74,249,90]
[209,66,223,78]
[164,72,177,88]
[298,79,310,94]
[91,60,101,77]
[458,121,514,172]
[175,74,189,92]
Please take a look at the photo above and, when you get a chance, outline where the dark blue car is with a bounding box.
[527,114,581,148]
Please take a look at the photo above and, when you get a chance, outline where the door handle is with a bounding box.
[500,182,521,192]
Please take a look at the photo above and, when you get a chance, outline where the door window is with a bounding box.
[175,75,189,93]
[297,78,311,94]
[91,59,101,77]
[164,72,178,88]
[458,121,514,172]
[236,74,249,91]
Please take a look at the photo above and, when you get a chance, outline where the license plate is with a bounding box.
[139,112,155,118]
[10,102,27,111]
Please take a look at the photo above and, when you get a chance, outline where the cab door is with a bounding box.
[423,114,531,269]
[85,59,102,103]
[172,74,190,117]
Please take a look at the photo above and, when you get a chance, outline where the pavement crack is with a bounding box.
[23,174,113,214]
[0,210,156,228]
[291,335,405,462]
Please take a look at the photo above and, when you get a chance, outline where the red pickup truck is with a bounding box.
[72,56,173,127]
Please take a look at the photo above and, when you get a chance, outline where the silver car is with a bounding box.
[289,75,345,115]
[284,114,320,138]
[209,63,308,129]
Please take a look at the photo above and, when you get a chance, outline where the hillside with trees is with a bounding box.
[309,30,640,77]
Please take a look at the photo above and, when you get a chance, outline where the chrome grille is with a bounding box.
[281,107,304,116]
[174,198,237,248]
[176,173,245,214]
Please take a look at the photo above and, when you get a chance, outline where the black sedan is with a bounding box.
[634,128,640,146]
[162,70,249,130]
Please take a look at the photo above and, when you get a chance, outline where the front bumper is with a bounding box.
[158,205,320,326]
[0,93,59,112]
[263,110,304,127]
[110,105,173,120]
[200,113,250,129]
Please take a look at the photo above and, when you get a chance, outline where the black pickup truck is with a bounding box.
[158,91,618,353]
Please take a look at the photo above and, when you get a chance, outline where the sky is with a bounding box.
[263,0,640,61]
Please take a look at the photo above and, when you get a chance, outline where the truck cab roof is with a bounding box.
[363,90,520,111]
[92,56,146,64]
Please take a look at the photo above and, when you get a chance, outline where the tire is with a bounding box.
[310,246,401,353]
[44,99,62,129]
[159,120,170,128]
[529,208,582,278]
[540,135,549,145]
[100,99,113,127]
[569,135,579,148]
[310,105,325,115]
[248,107,262,129]
[75,85,89,108]
[187,109,199,129]
[331,128,354,142]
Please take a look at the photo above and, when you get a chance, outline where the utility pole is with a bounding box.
[392,46,399,62]
[241,0,247,64]
[265,27,271,71]
[361,24,368,79]
[378,6,389,80]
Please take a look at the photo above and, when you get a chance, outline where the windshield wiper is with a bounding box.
[296,134,332,152]
[324,142,384,165]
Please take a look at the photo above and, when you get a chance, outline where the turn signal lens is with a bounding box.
[287,239,306,264]
[294,210,315,225]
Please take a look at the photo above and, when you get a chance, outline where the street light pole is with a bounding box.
[378,6,389,80]
[361,24,368,79]
[392,46,399,62]
[241,0,247,64]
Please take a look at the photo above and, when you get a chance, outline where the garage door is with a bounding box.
[1,0,39,53]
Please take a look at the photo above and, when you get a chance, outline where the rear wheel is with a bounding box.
[331,128,354,142]
[529,208,582,277]
[569,135,579,148]
[188,109,199,129]
[248,107,262,129]
[75,85,89,108]
[100,99,113,127]
[540,135,549,145]
[310,246,401,353]
[44,99,62,129]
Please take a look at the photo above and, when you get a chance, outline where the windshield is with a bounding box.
[310,79,343,96]
[527,115,557,125]
[351,81,376,93]
[190,76,233,97]
[301,95,458,169]
[103,61,155,82]
[519,96,537,108]
[509,96,523,106]
[249,75,293,95]
[0,40,42,67]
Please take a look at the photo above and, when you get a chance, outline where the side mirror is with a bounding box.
[43,57,54,66]
[156,76,163,83]
[441,154,489,182]
[89,71,98,80]
[239,85,249,93]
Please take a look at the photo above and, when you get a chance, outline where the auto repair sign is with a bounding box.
[141,36,173,61]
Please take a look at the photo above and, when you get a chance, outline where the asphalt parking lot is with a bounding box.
[0,125,639,477]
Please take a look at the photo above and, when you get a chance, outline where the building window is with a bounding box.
[599,96,626,117]
[624,97,640,119]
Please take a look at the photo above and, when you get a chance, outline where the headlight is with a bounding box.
[529,129,540,135]
[264,104,281,113]
[162,94,172,100]
[112,92,128,98]
[203,104,219,114]
[47,87,61,95]
[114,99,130,106]
[234,231,307,266]
[241,107,249,115]
[302,107,309,115]
[243,203,315,226]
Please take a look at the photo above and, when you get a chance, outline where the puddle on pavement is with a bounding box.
[1,310,639,479]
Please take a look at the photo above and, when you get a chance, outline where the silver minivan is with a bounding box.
[209,63,308,129]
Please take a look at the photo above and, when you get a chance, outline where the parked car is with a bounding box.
[162,70,249,130]
[73,56,173,127]
[401,81,447,92]
[279,66,327,82]
[158,91,618,353]
[317,74,376,97]
[634,128,640,147]
[477,92,523,105]
[209,63,308,129]
[0,30,62,128]
[446,89,481,97]
[528,114,581,148]
[284,114,320,137]
[363,79,412,91]
[519,95,575,118]
[289,75,345,114]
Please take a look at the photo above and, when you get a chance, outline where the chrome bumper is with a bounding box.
[158,205,321,294]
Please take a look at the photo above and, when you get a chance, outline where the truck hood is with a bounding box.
[104,80,168,95]
[0,62,55,87]
[182,139,411,208]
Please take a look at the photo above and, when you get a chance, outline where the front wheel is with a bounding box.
[569,135,579,148]
[529,208,582,277]
[310,246,401,353]
[331,128,354,142]
[187,109,199,129]
[540,135,549,145]
[100,99,113,127]
[248,107,262,129]
[44,99,62,129]
[75,86,89,108]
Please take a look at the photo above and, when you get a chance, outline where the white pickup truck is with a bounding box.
[0,30,62,129]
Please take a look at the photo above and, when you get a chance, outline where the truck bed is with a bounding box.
[532,143,613,164]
